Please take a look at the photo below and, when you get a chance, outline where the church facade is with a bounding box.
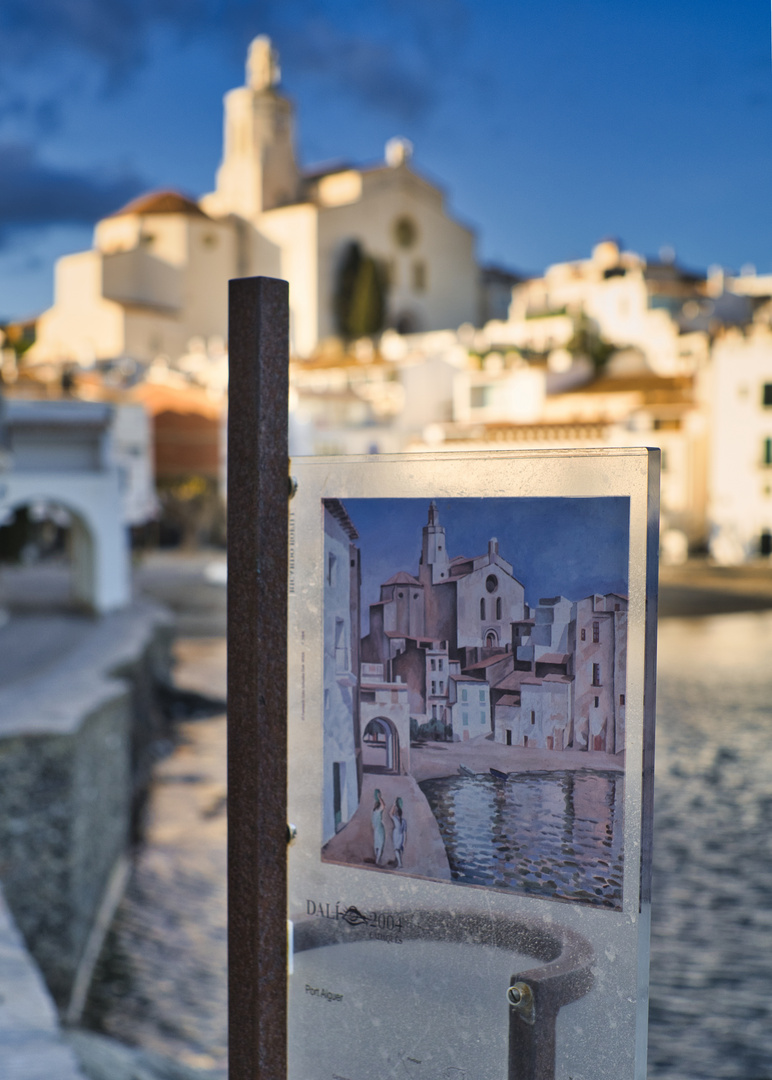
[29,37,479,366]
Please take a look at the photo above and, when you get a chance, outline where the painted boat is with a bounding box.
[490,767,509,781]
[458,764,476,778]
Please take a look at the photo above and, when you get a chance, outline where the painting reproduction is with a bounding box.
[321,496,629,910]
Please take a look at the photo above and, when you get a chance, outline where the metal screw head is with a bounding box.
[287,823,298,845]
[507,981,536,1025]
[288,476,298,499]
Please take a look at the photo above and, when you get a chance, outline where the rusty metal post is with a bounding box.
[227,276,289,1080]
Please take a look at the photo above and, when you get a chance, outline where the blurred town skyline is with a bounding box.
[2,0,772,321]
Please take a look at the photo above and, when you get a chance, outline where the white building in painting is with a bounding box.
[322,499,362,844]
[359,663,411,776]
[492,591,627,755]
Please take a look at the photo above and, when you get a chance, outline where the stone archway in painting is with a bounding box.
[362,716,400,775]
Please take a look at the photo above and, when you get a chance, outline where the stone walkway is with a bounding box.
[322,772,451,880]
[0,885,86,1080]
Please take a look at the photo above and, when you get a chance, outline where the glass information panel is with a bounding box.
[288,449,658,1080]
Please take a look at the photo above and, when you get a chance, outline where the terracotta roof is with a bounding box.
[493,671,535,691]
[383,571,422,587]
[108,190,210,219]
[535,653,570,665]
[131,381,222,420]
[464,654,512,671]
[495,693,520,707]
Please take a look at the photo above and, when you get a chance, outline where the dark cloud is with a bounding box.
[0,0,466,123]
[283,18,437,118]
[0,143,145,245]
[0,0,209,80]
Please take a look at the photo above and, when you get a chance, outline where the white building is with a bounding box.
[30,37,479,367]
[0,401,130,613]
[709,324,772,561]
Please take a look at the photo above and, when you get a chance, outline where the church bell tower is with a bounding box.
[205,36,300,222]
[419,501,450,585]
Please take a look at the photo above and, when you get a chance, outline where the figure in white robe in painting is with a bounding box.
[372,788,386,864]
[390,796,407,868]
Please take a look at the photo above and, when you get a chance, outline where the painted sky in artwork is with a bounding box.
[345,497,629,633]
[1,1,771,320]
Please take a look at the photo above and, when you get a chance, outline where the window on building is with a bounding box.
[620,693,625,706]
[592,663,601,686]
[431,659,436,671]
[480,711,486,724]
[594,696,599,708]
[763,383,772,407]
[764,438,772,466]
[592,621,600,643]
[413,592,419,599]
[398,591,404,598]
[580,628,586,641]
[327,553,337,586]
[463,712,469,725]
[480,598,486,620]
[431,681,436,695]
[496,597,502,619]
[394,216,417,248]
[530,710,535,725]
[334,619,347,673]
[438,659,443,671]
[462,688,468,702]
[412,260,427,292]
[479,689,486,703]
[439,680,444,693]
[432,704,437,719]
[761,530,772,556]
[471,386,493,408]
[615,603,620,611]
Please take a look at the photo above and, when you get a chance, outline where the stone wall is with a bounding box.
[0,601,173,1009]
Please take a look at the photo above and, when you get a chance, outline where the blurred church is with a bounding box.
[28,37,481,366]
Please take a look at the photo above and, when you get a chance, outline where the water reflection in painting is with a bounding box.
[420,769,624,908]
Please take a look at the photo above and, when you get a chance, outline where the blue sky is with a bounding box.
[345,497,630,634]
[1,1,771,320]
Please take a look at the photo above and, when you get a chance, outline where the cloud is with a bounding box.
[0,0,207,80]
[0,0,466,124]
[283,18,437,119]
[0,143,145,244]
